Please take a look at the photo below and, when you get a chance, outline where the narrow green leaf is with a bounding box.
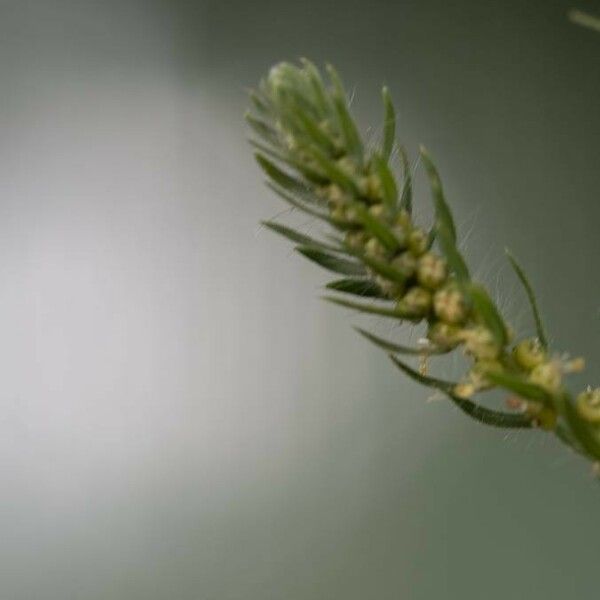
[249,90,270,116]
[555,422,590,459]
[297,246,366,276]
[262,221,341,252]
[468,283,508,347]
[389,356,533,429]
[505,249,548,348]
[326,64,363,160]
[266,182,331,222]
[323,296,418,320]
[389,354,456,392]
[326,278,386,298]
[398,146,412,214]
[255,152,314,199]
[300,58,332,118]
[373,155,398,210]
[249,140,327,185]
[245,112,279,147]
[355,327,448,355]
[436,222,470,282]
[485,371,553,404]
[381,86,395,161]
[449,393,534,429]
[420,145,457,242]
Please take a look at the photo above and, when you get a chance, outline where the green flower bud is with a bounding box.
[364,237,388,260]
[390,251,418,278]
[408,228,429,256]
[397,286,432,317]
[433,285,469,324]
[576,387,600,424]
[417,252,447,290]
[528,361,562,393]
[512,338,547,371]
[427,322,462,349]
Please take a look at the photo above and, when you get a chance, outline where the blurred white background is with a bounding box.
[0,1,599,598]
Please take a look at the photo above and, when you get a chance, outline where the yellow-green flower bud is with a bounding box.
[394,209,412,230]
[427,322,462,349]
[330,207,347,223]
[397,286,432,317]
[364,237,388,260]
[471,358,503,386]
[344,205,361,224]
[528,361,562,393]
[345,230,368,250]
[408,228,429,256]
[390,251,418,278]
[512,338,547,371]
[576,387,600,424]
[368,203,390,221]
[375,276,404,299]
[455,359,503,398]
[454,382,476,399]
[433,285,469,324]
[366,173,383,202]
[326,184,348,208]
[336,156,360,178]
[417,252,447,290]
[460,326,501,360]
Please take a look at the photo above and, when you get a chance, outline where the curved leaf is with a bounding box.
[326,64,363,160]
[297,246,366,276]
[323,296,418,320]
[355,327,448,355]
[505,249,548,348]
[398,146,413,214]
[326,278,386,298]
[262,221,341,252]
[485,371,553,404]
[468,283,508,347]
[389,355,533,429]
[255,152,315,199]
[381,86,396,161]
[420,145,456,242]
[373,154,398,210]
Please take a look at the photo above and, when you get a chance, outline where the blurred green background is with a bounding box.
[1,0,599,598]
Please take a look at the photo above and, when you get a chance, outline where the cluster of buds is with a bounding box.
[248,60,599,465]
